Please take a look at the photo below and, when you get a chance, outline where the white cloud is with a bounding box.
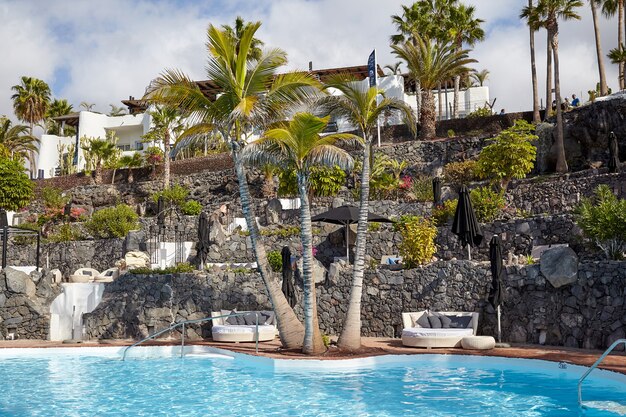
[0,0,621,126]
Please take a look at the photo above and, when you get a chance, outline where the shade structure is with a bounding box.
[488,235,505,343]
[451,185,483,260]
[608,131,620,173]
[281,246,297,308]
[196,212,210,268]
[311,205,392,262]
[432,177,442,206]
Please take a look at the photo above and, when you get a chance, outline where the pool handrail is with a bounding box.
[121,311,261,361]
[577,338,626,407]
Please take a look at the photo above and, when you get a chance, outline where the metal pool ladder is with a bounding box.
[577,338,626,407]
[121,312,261,361]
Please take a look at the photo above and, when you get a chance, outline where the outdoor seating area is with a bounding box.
[210,311,277,343]
[401,311,480,349]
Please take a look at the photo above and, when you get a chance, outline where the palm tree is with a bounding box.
[82,137,117,184]
[590,0,609,95]
[602,0,625,89]
[221,16,265,61]
[447,3,485,118]
[608,43,626,84]
[384,62,403,75]
[119,153,143,183]
[534,0,583,173]
[46,98,74,135]
[316,76,415,350]
[243,113,354,354]
[109,104,127,116]
[0,117,39,160]
[80,102,96,111]
[521,1,542,124]
[392,34,476,139]
[144,22,320,350]
[470,69,490,86]
[143,105,182,189]
[11,76,50,174]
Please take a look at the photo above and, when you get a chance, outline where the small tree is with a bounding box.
[119,153,143,183]
[81,133,118,184]
[395,215,438,268]
[0,154,33,211]
[476,120,537,191]
[575,185,626,260]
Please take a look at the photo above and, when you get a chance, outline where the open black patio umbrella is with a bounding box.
[281,246,297,307]
[488,235,505,343]
[608,131,620,173]
[451,185,483,260]
[432,177,442,206]
[196,212,210,268]
[311,205,392,262]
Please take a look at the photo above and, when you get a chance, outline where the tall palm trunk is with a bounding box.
[127,168,134,183]
[550,26,569,173]
[297,172,325,354]
[415,78,422,129]
[337,134,371,351]
[617,0,626,90]
[591,0,609,95]
[437,83,443,121]
[231,141,305,348]
[453,75,460,119]
[546,33,553,121]
[164,130,171,189]
[94,162,103,184]
[420,90,436,139]
[529,0,541,124]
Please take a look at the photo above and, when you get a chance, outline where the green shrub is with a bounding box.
[467,107,492,118]
[409,175,434,202]
[260,226,300,238]
[278,165,346,198]
[48,224,83,242]
[130,262,195,275]
[41,187,69,210]
[575,185,626,260]
[85,204,139,238]
[475,120,537,191]
[0,155,33,211]
[470,187,506,223]
[368,222,381,232]
[432,199,458,226]
[181,200,202,215]
[447,129,456,138]
[443,160,479,185]
[396,216,438,268]
[152,184,189,208]
[267,250,283,272]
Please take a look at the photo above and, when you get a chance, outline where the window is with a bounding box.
[117,144,131,151]
[135,141,144,151]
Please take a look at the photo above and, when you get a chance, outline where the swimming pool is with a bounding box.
[0,346,624,416]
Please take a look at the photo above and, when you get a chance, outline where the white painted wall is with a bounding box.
[49,283,105,341]
[404,85,491,120]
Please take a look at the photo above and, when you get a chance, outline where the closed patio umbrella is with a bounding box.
[157,196,166,229]
[196,212,210,269]
[432,177,442,206]
[281,246,297,307]
[608,131,620,173]
[451,185,483,260]
[488,235,505,343]
[311,205,392,263]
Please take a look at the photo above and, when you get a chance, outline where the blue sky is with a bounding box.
[0,0,620,121]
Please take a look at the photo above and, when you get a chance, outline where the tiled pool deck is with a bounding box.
[1,338,624,375]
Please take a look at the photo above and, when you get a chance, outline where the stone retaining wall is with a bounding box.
[81,259,625,350]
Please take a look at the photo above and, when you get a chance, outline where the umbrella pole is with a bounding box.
[467,244,471,261]
[345,224,350,263]
[497,305,502,343]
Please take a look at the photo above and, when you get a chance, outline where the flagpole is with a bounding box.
[368,49,381,147]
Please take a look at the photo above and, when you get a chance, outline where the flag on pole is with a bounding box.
[368,50,377,87]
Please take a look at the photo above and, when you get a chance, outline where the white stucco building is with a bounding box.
[35,65,489,178]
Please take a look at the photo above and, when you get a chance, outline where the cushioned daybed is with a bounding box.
[211,311,277,343]
[401,310,479,348]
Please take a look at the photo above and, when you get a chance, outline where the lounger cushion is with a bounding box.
[402,327,473,338]
[447,315,472,329]
[415,314,431,328]
[428,314,442,328]
[260,311,275,325]
[225,310,242,325]
[243,312,259,325]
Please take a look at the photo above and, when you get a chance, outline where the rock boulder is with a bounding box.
[540,246,579,288]
[3,267,36,297]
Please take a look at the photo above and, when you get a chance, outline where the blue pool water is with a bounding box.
[0,347,624,416]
